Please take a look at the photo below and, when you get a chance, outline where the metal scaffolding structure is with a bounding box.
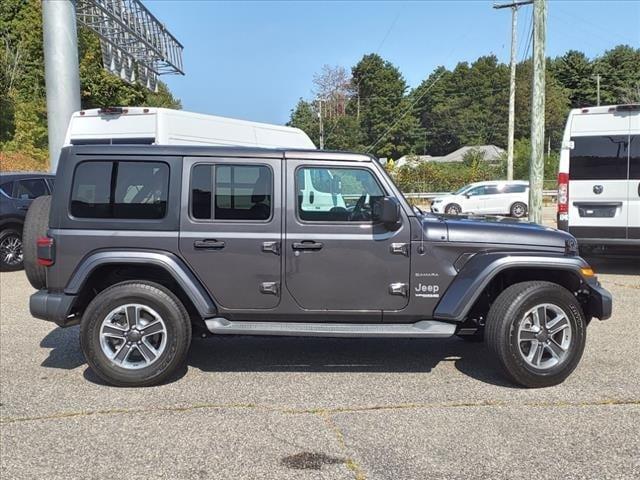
[76,0,184,91]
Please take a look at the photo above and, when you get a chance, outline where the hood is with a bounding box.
[433,215,576,251]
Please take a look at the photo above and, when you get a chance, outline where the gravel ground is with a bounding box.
[1,255,639,479]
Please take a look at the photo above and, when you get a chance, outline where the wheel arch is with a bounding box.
[66,250,217,323]
[434,253,592,322]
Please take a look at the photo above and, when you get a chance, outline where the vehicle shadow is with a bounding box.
[582,254,640,276]
[187,335,516,388]
[39,327,515,388]
[39,325,85,370]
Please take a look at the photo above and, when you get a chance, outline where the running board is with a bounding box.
[204,318,456,338]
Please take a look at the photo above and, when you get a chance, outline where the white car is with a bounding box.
[430,180,529,217]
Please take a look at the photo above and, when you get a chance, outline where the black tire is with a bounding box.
[510,202,527,218]
[80,281,192,387]
[445,203,461,215]
[23,195,51,289]
[0,228,23,271]
[486,281,586,388]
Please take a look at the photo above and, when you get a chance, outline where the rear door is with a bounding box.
[179,156,282,310]
[568,134,630,240]
[12,177,50,212]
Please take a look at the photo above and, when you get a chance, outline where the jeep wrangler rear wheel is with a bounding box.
[80,281,192,387]
[486,281,586,388]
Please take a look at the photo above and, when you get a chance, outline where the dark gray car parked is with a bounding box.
[26,145,612,388]
[0,172,55,270]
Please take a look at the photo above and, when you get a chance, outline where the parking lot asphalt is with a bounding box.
[1,256,639,479]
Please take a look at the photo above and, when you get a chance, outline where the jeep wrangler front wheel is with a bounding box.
[486,281,586,388]
[80,281,192,387]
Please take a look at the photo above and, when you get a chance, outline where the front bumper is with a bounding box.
[430,204,442,213]
[30,290,79,327]
[586,279,613,320]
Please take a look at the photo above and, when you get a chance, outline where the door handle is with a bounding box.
[292,241,323,251]
[194,239,226,250]
[309,191,314,204]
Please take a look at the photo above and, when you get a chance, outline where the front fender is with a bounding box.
[433,252,594,322]
[65,249,217,318]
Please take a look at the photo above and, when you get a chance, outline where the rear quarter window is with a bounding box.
[70,161,169,219]
[570,136,629,180]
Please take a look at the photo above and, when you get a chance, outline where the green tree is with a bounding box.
[549,50,595,108]
[351,53,423,159]
[593,45,640,105]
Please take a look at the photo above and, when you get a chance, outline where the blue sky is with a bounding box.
[146,0,640,124]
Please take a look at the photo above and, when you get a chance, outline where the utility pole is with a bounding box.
[494,1,533,181]
[529,0,546,223]
[42,0,81,173]
[318,99,324,150]
[595,74,601,106]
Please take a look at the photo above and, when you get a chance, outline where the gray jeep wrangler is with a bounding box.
[26,145,612,388]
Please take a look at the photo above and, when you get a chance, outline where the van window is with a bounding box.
[296,167,385,222]
[190,164,272,221]
[70,161,169,219]
[570,136,629,180]
[630,135,640,180]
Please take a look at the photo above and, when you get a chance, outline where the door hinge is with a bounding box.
[389,282,409,297]
[262,241,280,255]
[390,243,410,257]
[260,282,279,295]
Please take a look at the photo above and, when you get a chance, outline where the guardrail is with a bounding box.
[404,190,557,201]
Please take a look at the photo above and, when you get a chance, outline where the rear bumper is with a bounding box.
[29,290,79,327]
[586,280,613,320]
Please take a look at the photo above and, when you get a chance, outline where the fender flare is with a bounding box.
[65,250,217,318]
[433,252,590,322]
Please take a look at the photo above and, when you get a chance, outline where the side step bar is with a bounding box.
[204,318,456,338]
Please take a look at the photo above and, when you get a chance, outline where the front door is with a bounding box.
[284,160,411,314]
[179,156,282,310]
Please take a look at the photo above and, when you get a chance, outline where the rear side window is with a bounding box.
[70,161,169,219]
[0,181,13,197]
[14,178,48,199]
[570,136,629,180]
[505,184,527,193]
[189,164,272,221]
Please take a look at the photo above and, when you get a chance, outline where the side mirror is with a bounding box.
[465,193,471,199]
[373,196,401,229]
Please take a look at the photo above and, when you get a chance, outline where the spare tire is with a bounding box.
[23,195,51,290]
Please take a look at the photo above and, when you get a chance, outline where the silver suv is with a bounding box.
[26,145,611,388]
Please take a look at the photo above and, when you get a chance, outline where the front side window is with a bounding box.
[70,161,169,219]
[296,167,385,222]
[14,178,48,199]
[190,164,272,221]
[466,186,487,196]
[570,136,629,180]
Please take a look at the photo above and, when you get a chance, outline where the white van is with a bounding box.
[557,104,639,248]
[64,107,316,149]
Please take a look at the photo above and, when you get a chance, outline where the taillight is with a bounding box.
[557,172,569,214]
[37,236,55,266]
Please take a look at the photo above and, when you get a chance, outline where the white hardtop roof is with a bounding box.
[569,104,640,115]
